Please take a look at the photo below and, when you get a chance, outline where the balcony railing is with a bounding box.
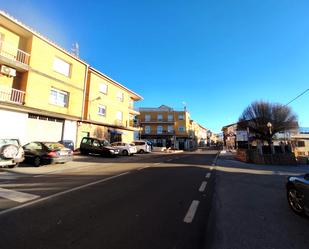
[0,87,25,105]
[143,131,175,135]
[141,119,174,123]
[0,40,30,65]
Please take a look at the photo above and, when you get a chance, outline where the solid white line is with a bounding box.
[137,166,150,171]
[198,181,207,192]
[154,163,161,165]
[0,171,130,216]
[206,173,211,178]
[0,188,40,203]
[183,200,200,223]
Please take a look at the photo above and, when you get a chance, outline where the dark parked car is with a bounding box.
[59,140,74,151]
[286,174,309,216]
[0,138,24,168]
[80,137,119,157]
[23,142,73,167]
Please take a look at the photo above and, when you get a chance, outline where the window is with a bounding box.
[116,111,123,121]
[98,105,106,116]
[145,126,151,134]
[178,114,184,120]
[157,126,163,134]
[0,33,4,50]
[168,114,173,121]
[145,114,151,122]
[168,125,174,133]
[178,126,185,132]
[297,141,305,147]
[117,92,124,102]
[157,114,163,121]
[99,83,108,94]
[92,140,101,147]
[50,88,69,107]
[53,57,71,77]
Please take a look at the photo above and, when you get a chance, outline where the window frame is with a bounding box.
[145,126,151,134]
[49,87,69,107]
[99,83,108,95]
[98,105,106,116]
[157,125,163,134]
[52,56,72,77]
[117,92,124,102]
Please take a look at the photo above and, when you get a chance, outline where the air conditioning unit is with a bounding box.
[0,65,16,77]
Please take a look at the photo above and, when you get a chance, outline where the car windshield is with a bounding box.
[0,139,19,147]
[101,140,111,146]
[129,143,135,146]
[43,142,65,150]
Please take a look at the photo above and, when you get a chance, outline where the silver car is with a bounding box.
[0,138,25,168]
[111,142,137,156]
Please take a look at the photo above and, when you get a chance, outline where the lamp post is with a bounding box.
[267,122,273,155]
[88,96,101,121]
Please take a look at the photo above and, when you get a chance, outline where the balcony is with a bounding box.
[0,40,30,71]
[141,119,174,124]
[143,131,175,136]
[0,86,25,105]
[129,106,140,115]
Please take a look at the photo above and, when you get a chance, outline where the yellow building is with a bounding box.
[138,105,204,150]
[76,67,142,145]
[0,11,142,147]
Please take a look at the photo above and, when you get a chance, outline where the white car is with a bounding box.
[111,142,137,156]
[0,138,25,168]
[132,140,152,154]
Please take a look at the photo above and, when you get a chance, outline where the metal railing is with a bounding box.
[0,86,25,105]
[0,40,30,65]
[141,119,174,123]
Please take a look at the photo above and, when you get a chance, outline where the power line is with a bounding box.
[285,88,309,106]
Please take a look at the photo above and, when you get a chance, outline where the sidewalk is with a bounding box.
[217,150,309,174]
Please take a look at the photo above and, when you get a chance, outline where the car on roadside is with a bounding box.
[0,138,24,168]
[23,142,73,167]
[80,137,119,157]
[58,140,74,151]
[111,142,137,156]
[286,173,309,216]
[132,140,152,154]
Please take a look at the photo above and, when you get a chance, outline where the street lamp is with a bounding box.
[88,96,102,120]
[267,122,274,155]
[267,122,272,135]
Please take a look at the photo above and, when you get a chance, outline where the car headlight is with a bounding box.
[109,150,115,153]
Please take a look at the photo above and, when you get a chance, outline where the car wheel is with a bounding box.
[33,156,41,167]
[8,163,17,169]
[122,150,128,156]
[287,187,305,215]
[139,149,145,154]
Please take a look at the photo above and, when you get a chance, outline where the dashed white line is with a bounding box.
[198,181,207,192]
[0,188,40,203]
[183,200,200,223]
[206,173,211,178]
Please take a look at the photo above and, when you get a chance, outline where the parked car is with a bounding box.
[23,142,73,167]
[0,138,24,168]
[286,174,309,216]
[111,142,137,156]
[80,137,119,157]
[132,140,152,154]
[59,140,74,151]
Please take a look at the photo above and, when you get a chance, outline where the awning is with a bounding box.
[108,129,123,135]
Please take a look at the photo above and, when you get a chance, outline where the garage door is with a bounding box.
[25,114,63,144]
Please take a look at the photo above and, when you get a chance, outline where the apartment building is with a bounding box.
[77,67,142,145]
[0,11,141,147]
[138,105,205,150]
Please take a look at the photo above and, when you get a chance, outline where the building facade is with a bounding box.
[138,105,205,150]
[0,11,141,148]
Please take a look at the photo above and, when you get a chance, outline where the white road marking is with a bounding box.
[0,188,40,203]
[166,159,173,162]
[154,163,161,165]
[198,181,207,192]
[137,166,151,171]
[0,171,130,216]
[183,200,200,223]
[206,173,211,178]
[0,172,20,180]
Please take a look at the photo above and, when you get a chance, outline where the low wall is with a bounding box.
[236,149,297,165]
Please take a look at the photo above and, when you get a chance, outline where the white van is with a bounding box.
[132,140,151,153]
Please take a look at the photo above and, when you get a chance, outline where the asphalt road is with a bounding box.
[209,152,309,249]
[0,150,217,249]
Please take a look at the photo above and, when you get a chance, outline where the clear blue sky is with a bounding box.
[2,0,309,132]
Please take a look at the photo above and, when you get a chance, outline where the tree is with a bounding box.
[237,101,298,145]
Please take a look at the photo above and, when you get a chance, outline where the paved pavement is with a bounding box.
[0,150,217,249]
[208,152,309,249]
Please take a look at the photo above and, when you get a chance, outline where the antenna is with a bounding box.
[71,42,80,58]
[182,101,187,111]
